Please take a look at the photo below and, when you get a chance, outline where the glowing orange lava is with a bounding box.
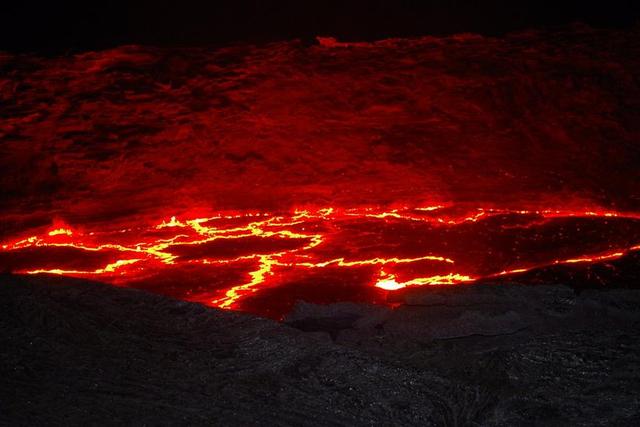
[2,34,639,318]
[2,205,639,317]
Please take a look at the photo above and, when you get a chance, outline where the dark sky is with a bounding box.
[1,1,639,52]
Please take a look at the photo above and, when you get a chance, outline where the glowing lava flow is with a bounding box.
[212,254,278,309]
[1,205,640,316]
[375,271,474,291]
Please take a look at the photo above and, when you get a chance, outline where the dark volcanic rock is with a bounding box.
[0,275,444,425]
[285,283,640,425]
[2,275,640,425]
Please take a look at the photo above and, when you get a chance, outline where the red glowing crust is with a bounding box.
[2,206,639,315]
[1,30,639,317]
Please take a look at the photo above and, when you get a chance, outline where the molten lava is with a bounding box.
[2,206,639,318]
[1,29,640,318]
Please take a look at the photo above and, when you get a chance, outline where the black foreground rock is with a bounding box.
[1,274,640,425]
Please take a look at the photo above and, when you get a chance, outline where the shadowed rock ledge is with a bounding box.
[1,274,639,425]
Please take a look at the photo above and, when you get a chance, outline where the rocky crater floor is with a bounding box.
[1,274,640,425]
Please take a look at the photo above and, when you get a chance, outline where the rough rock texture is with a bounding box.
[287,284,640,425]
[2,274,640,425]
[2,27,640,239]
